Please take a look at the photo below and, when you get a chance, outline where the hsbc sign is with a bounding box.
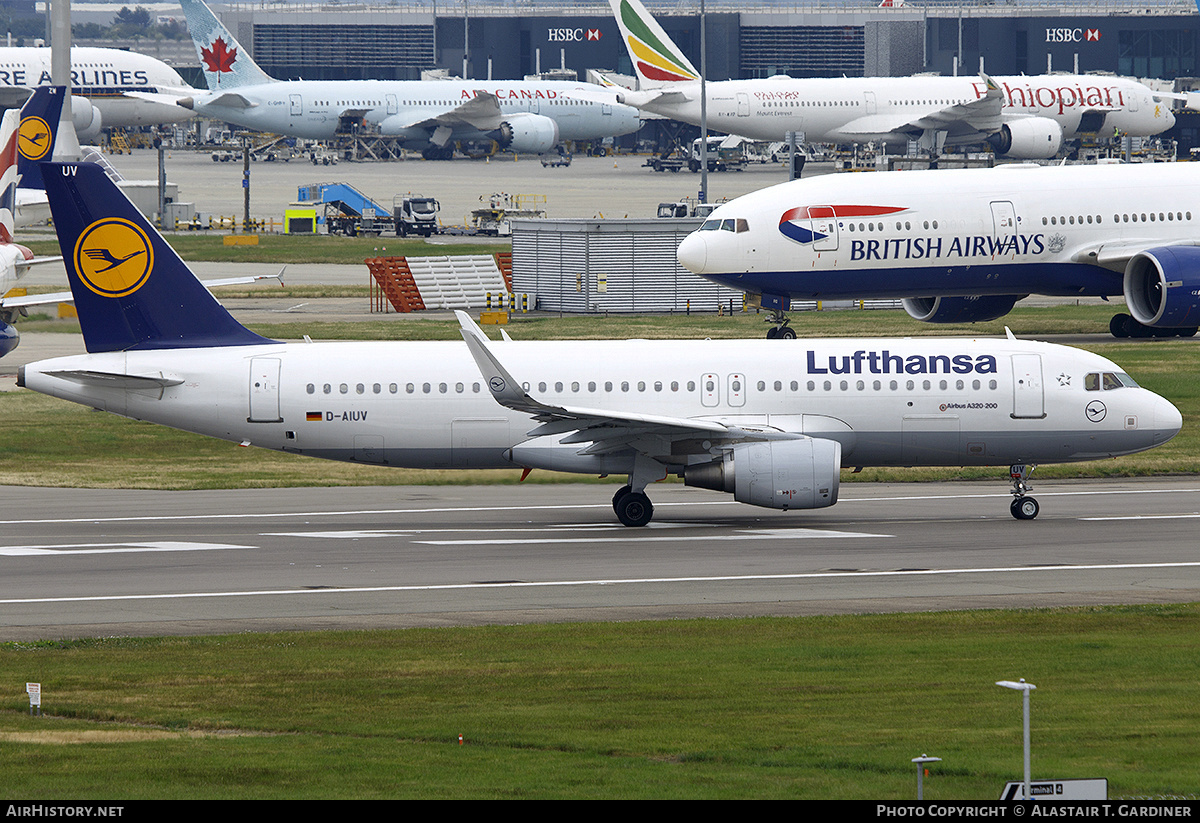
[1045,28,1102,43]
[548,28,603,42]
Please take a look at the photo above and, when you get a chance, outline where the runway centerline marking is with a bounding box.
[5,560,1200,606]
[412,527,891,545]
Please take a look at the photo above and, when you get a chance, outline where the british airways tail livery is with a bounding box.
[166,0,641,157]
[609,0,1174,158]
[19,162,1181,524]
[678,162,1200,339]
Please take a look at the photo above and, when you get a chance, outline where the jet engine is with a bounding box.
[1123,246,1200,329]
[986,118,1064,159]
[0,244,32,357]
[70,96,103,143]
[902,295,1023,324]
[488,113,560,154]
[683,438,841,511]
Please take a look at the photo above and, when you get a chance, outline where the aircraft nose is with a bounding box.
[677,231,707,272]
[1152,394,1183,444]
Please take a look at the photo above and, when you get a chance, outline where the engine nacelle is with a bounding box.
[986,118,1064,159]
[902,295,1023,324]
[684,438,841,511]
[70,96,103,142]
[489,113,560,154]
[1123,246,1200,328]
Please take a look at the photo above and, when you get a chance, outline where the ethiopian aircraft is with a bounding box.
[148,0,641,158]
[608,0,1175,157]
[17,162,1181,524]
[677,162,1200,339]
[0,45,195,136]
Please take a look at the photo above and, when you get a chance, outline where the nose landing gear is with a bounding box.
[1009,464,1040,520]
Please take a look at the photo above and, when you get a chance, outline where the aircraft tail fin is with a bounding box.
[41,162,274,353]
[179,0,275,89]
[13,85,66,193]
[608,0,701,88]
[0,109,18,244]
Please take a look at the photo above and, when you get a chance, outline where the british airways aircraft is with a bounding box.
[678,162,1200,339]
[146,0,641,158]
[17,162,1181,523]
[608,0,1175,158]
[0,45,196,135]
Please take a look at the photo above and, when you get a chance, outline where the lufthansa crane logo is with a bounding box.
[73,218,154,298]
[18,115,52,161]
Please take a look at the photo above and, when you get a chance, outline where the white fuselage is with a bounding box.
[191,79,643,143]
[20,336,1180,473]
[631,74,1172,145]
[0,46,195,127]
[678,162,1198,302]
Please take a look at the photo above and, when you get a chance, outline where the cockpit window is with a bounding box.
[1086,372,1139,391]
[700,219,721,231]
[720,219,736,232]
[736,218,749,233]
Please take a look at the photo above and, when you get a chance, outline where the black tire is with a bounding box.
[614,491,654,527]
[1109,314,1133,338]
[1010,497,1040,521]
[612,485,632,509]
[765,327,778,339]
[777,326,797,340]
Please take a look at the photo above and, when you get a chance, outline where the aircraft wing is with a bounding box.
[1071,239,1200,272]
[839,77,1004,137]
[456,311,802,461]
[0,272,282,311]
[190,91,259,110]
[393,91,508,132]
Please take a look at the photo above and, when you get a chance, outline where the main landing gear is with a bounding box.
[1109,313,1198,339]
[612,484,654,527]
[1009,463,1040,521]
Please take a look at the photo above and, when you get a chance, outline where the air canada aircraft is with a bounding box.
[608,0,1175,158]
[678,162,1200,339]
[18,162,1182,524]
[143,0,642,158]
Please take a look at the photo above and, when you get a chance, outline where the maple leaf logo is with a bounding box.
[201,37,238,74]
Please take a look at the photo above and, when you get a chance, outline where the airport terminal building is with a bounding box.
[198,0,1200,85]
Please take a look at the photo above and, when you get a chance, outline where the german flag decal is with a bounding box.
[306,411,322,421]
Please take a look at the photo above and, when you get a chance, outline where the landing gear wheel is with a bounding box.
[1109,313,1133,339]
[766,327,779,339]
[612,484,632,508]
[1010,496,1040,521]
[614,490,654,527]
[777,325,796,340]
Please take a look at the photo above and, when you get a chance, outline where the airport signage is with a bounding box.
[547,28,603,42]
[1000,778,1107,800]
[1045,28,1102,43]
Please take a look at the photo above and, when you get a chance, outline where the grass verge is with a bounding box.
[1,607,1198,799]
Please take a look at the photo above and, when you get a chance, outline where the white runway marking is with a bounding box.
[0,541,255,557]
[4,560,1200,606]
[412,527,891,545]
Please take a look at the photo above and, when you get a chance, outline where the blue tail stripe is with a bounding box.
[42,162,275,353]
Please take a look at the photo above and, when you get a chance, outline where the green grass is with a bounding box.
[21,232,508,265]
[1,607,1198,799]
[4,305,1198,489]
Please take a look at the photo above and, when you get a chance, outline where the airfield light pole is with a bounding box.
[698,0,708,204]
[996,679,1036,800]
[912,755,941,800]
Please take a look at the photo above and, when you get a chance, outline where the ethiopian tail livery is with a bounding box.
[608,0,1173,158]
[168,0,640,157]
[678,162,1200,339]
[18,163,1180,524]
